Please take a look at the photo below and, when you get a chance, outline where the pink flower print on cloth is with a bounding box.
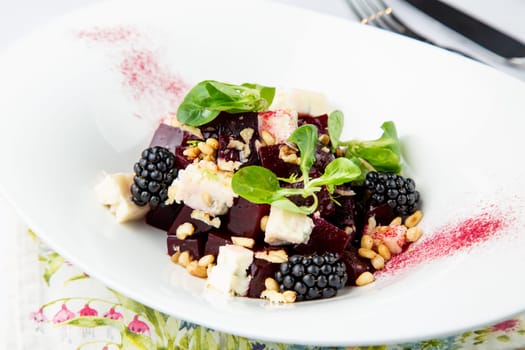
[31,307,47,323]
[128,314,150,335]
[53,303,76,323]
[79,303,98,317]
[103,306,123,321]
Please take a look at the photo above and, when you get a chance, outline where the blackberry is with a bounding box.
[131,146,177,207]
[364,171,420,216]
[275,252,347,301]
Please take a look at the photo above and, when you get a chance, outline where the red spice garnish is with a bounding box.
[382,209,508,274]
[76,26,138,43]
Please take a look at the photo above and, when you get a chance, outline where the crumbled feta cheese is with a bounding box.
[95,172,149,223]
[258,109,298,143]
[206,245,253,296]
[269,88,329,116]
[166,160,237,216]
[264,206,314,245]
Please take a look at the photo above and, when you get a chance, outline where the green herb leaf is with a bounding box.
[342,121,402,174]
[328,110,344,151]
[309,157,362,189]
[177,80,275,126]
[288,124,318,176]
[231,166,281,204]
[271,197,317,215]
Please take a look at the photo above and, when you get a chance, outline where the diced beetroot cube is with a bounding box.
[167,234,206,259]
[167,205,216,236]
[328,186,366,246]
[226,198,269,239]
[173,146,192,170]
[204,232,232,258]
[340,248,374,286]
[258,144,299,178]
[247,258,280,298]
[149,124,197,153]
[298,114,328,134]
[309,144,335,178]
[146,203,182,231]
[216,111,260,166]
[294,215,350,255]
[366,203,396,226]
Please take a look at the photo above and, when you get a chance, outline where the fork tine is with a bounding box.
[366,0,407,33]
[346,0,373,25]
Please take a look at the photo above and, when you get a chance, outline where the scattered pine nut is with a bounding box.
[186,260,208,278]
[358,247,377,259]
[356,271,375,286]
[176,222,195,240]
[178,251,192,268]
[260,215,269,232]
[231,236,255,248]
[198,254,215,267]
[377,244,391,261]
[406,226,423,242]
[170,251,181,264]
[264,277,279,292]
[318,134,330,145]
[205,137,219,150]
[282,290,297,303]
[371,255,385,270]
[261,130,276,146]
[197,141,214,156]
[360,235,374,250]
[260,290,286,303]
[405,210,423,228]
[390,216,402,226]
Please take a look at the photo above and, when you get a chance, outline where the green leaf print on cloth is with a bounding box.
[28,230,525,350]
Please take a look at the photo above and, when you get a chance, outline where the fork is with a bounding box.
[346,0,430,43]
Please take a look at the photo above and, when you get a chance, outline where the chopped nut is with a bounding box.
[377,244,391,261]
[358,247,377,259]
[390,216,402,226]
[170,251,181,264]
[190,209,221,228]
[356,271,375,286]
[405,210,423,228]
[371,255,385,270]
[261,130,276,146]
[186,260,208,278]
[231,236,255,249]
[318,134,330,145]
[176,222,195,240]
[255,249,288,263]
[206,138,219,150]
[335,147,345,157]
[321,146,330,153]
[406,226,423,242]
[198,141,214,156]
[279,144,300,165]
[227,139,245,150]
[282,290,297,303]
[217,159,241,172]
[178,251,192,268]
[239,127,254,144]
[198,254,215,267]
[260,289,286,303]
[360,235,374,250]
[264,277,279,291]
[344,226,355,234]
[366,216,377,235]
[260,215,269,232]
[183,146,200,160]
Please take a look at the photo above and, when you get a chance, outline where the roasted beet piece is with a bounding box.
[294,215,350,255]
[226,197,269,239]
[173,146,192,170]
[340,248,374,286]
[247,258,280,298]
[204,232,232,258]
[327,186,366,247]
[167,234,206,259]
[146,203,182,231]
[309,144,335,178]
[167,205,217,236]
[258,144,299,178]
[298,114,328,134]
[149,124,197,153]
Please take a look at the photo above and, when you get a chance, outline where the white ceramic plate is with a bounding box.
[0,0,524,346]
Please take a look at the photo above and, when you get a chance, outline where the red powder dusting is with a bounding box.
[77,26,138,43]
[120,48,188,102]
[382,210,507,274]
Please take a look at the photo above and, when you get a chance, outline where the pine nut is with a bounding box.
[175,222,195,240]
[319,134,330,145]
[390,216,402,226]
[170,251,181,264]
[261,130,275,146]
[186,261,207,278]
[198,254,215,267]
[282,290,297,303]
[358,247,377,259]
[260,215,269,232]
[356,271,375,286]
[260,290,285,303]
[371,255,385,270]
[377,244,391,261]
[206,137,219,150]
[183,146,200,160]
[406,226,423,242]
[178,251,192,267]
[197,141,214,156]
[254,249,288,263]
[231,236,255,248]
[405,210,423,228]
[360,235,374,250]
[264,277,279,291]
[335,147,345,157]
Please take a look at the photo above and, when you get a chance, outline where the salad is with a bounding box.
[96,80,423,303]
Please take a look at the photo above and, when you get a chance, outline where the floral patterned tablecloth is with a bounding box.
[7,229,525,350]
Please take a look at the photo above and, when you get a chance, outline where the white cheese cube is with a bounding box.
[258,109,298,143]
[264,206,314,245]
[269,88,329,116]
[206,245,253,296]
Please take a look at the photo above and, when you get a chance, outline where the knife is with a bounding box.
[404,0,525,59]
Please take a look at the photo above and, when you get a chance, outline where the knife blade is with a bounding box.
[404,0,525,59]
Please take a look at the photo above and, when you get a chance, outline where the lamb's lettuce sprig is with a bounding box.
[176,80,275,127]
